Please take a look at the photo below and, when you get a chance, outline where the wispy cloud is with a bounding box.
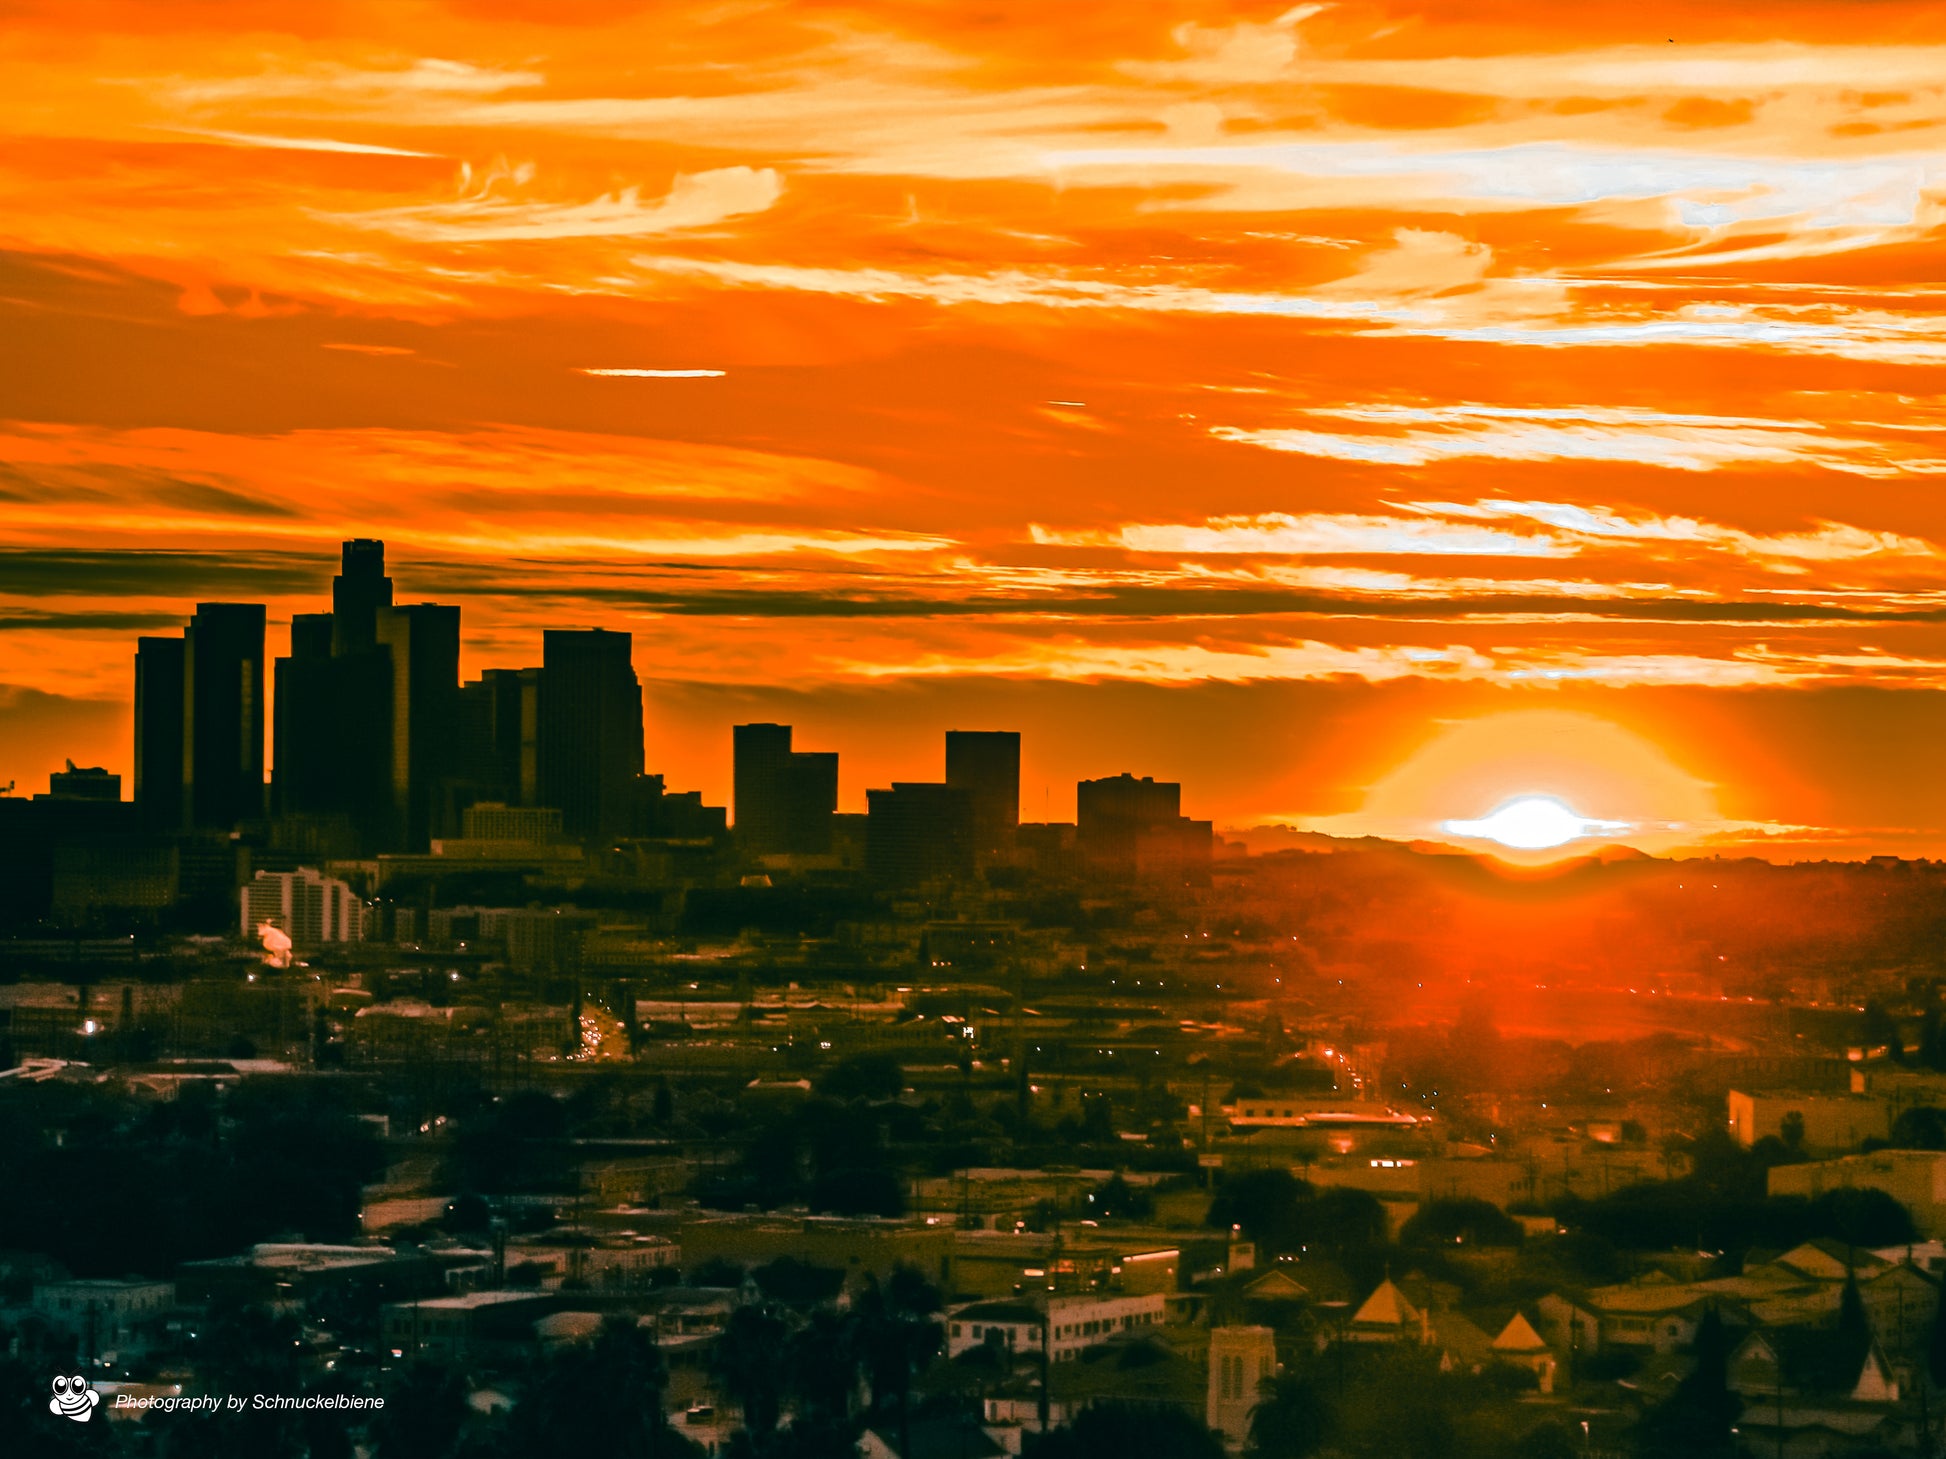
[338,166,781,243]
[1041,501,1938,570]
[1211,402,1946,476]
[1032,515,1567,558]
[579,367,725,378]
[161,128,441,158]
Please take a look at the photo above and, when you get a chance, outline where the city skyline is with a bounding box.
[8,3,1946,856]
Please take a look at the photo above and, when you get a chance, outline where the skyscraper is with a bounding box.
[331,537,392,656]
[732,723,837,855]
[134,635,185,833]
[865,782,974,887]
[182,602,266,829]
[733,722,792,851]
[272,612,336,818]
[539,628,643,843]
[945,730,1020,856]
[328,541,398,842]
[455,666,542,809]
[376,603,461,850]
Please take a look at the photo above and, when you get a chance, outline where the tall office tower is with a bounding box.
[1076,772,1212,882]
[782,751,838,854]
[324,540,399,842]
[182,602,266,829]
[375,603,461,850]
[455,666,542,809]
[134,635,186,832]
[272,612,336,817]
[945,730,1020,856]
[330,538,393,656]
[733,722,793,851]
[732,723,838,855]
[865,782,974,887]
[539,628,643,843]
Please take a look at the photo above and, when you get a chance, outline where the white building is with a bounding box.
[241,866,365,947]
[946,1291,1167,1364]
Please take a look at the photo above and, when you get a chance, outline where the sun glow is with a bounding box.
[1442,796,1628,850]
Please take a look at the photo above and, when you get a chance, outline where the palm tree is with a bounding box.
[714,1304,789,1439]
[853,1271,943,1459]
[508,1317,675,1459]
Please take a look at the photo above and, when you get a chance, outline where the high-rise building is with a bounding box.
[331,537,393,656]
[455,666,542,809]
[865,781,974,887]
[945,730,1020,856]
[733,722,792,849]
[241,866,366,947]
[1076,773,1212,882]
[539,629,643,843]
[329,542,400,843]
[375,603,461,850]
[182,602,266,830]
[134,635,185,832]
[733,723,837,855]
[272,612,336,818]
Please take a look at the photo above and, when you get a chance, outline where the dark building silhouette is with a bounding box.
[376,603,461,849]
[865,781,974,887]
[44,762,120,802]
[134,635,186,832]
[453,666,542,814]
[272,612,337,819]
[1076,773,1212,883]
[945,730,1020,856]
[539,628,643,843]
[626,774,731,840]
[733,723,837,855]
[273,542,400,847]
[182,602,266,830]
[331,536,393,656]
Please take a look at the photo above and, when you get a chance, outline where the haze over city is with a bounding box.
[13,6,1946,1459]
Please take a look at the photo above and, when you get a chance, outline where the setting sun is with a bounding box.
[1442,796,1626,851]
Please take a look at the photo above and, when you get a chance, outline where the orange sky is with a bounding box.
[5,1,1946,853]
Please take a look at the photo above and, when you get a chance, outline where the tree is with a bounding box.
[1638,1306,1740,1457]
[1295,1188,1386,1254]
[787,1310,859,1428]
[714,1305,789,1439]
[1031,1403,1225,1459]
[504,1317,688,1459]
[1892,1106,1946,1150]
[371,1361,469,1459]
[815,1053,902,1102]
[1809,1186,1916,1247]
[1399,1197,1522,1249]
[853,1269,943,1459]
[1247,1371,1333,1458]
[1208,1169,1310,1251]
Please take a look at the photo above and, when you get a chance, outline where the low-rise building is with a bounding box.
[380,1291,558,1362]
[32,1279,175,1359]
[946,1291,1167,1364]
[1727,1089,1888,1152]
[1768,1150,1946,1236]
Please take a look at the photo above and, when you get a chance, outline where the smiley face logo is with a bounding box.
[49,1373,99,1422]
